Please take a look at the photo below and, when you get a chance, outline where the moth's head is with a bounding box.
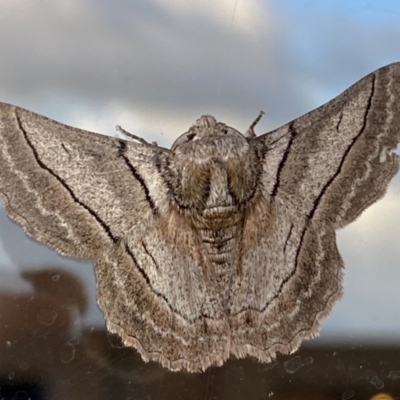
[171,115,243,151]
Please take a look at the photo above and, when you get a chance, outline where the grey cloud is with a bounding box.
[0,0,399,133]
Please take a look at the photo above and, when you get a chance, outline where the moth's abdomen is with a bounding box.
[196,210,241,306]
[198,223,237,265]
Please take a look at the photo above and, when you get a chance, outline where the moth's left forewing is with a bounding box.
[0,103,122,257]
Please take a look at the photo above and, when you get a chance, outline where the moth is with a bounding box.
[0,63,399,373]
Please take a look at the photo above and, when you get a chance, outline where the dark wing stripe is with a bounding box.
[271,122,297,197]
[117,140,158,215]
[283,224,293,254]
[246,226,307,315]
[335,110,343,131]
[142,240,160,270]
[15,113,117,244]
[307,74,376,222]
[124,243,199,322]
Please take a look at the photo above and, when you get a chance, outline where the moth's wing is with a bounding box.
[0,102,166,258]
[228,63,400,362]
[256,62,400,227]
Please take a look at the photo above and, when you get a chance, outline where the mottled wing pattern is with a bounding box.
[97,223,233,372]
[227,63,400,361]
[0,103,167,257]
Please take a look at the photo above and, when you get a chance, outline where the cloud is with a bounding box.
[152,0,269,38]
[1,0,399,138]
[0,0,283,136]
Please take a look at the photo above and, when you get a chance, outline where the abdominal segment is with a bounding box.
[194,206,243,307]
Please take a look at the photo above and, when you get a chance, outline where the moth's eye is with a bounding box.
[171,132,197,151]
[221,128,229,135]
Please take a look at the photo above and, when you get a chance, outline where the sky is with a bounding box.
[0,0,400,342]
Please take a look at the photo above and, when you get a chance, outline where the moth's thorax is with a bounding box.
[166,131,260,218]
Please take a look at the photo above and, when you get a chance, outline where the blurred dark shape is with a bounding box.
[0,268,87,340]
[21,269,87,318]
